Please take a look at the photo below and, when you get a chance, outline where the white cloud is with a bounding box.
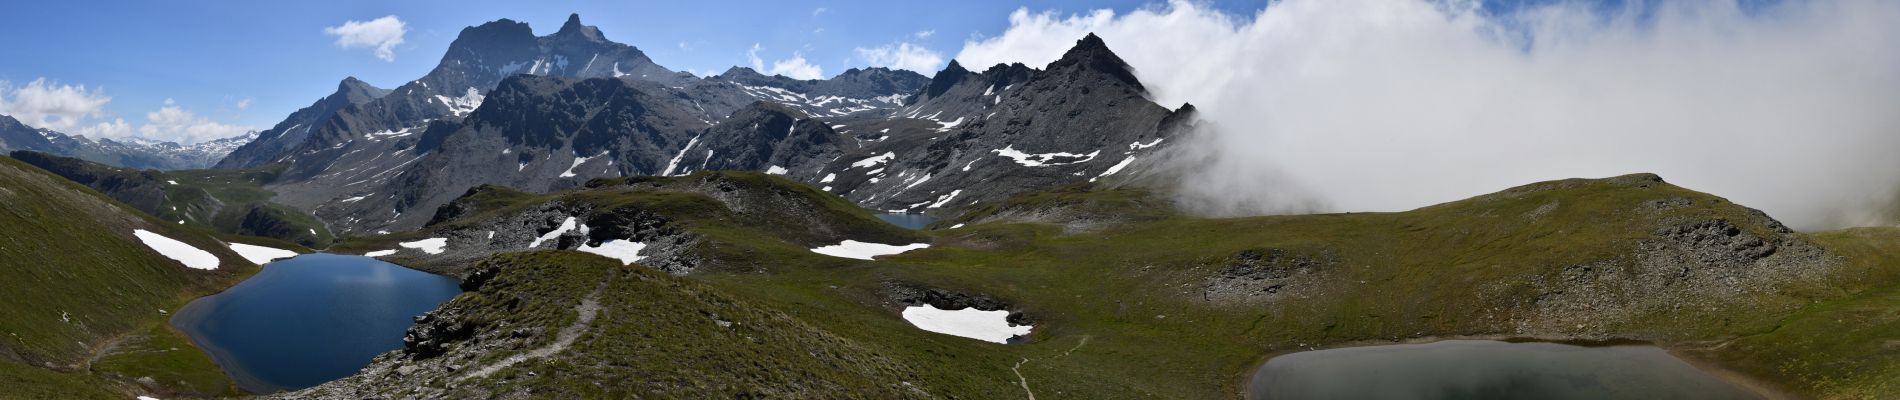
[77,118,132,139]
[324,15,407,62]
[138,98,256,144]
[235,97,253,109]
[0,78,251,144]
[915,30,936,39]
[855,42,945,73]
[813,7,828,16]
[957,0,1900,230]
[0,78,112,132]
[748,44,826,80]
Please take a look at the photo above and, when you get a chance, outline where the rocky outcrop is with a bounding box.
[883,283,1033,327]
[1203,248,1340,303]
[1516,211,1840,336]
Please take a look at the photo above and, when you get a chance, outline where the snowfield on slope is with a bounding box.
[133,229,219,270]
[578,240,648,265]
[901,304,1033,344]
[227,242,298,265]
[809,240,930,260]
[399,238,450,254]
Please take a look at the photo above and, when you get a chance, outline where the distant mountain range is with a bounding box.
[210,14,1193,235]
[0,114,253,170]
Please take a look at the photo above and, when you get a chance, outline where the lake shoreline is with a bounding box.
[168,253,462,395]
[170,293,281,394]
[1239,334,1792,400]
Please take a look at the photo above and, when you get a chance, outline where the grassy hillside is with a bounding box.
[0,156,267,398]
[337,171,923,275]
[289,252,937,398]
[317,170,1896,399]
[8,151,333,247]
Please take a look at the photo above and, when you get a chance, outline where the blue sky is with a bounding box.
[0,0,1268,143]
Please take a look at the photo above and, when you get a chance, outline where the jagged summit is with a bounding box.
[552,13,605,42]
[335,76,390,100]
[718,66,768,79]
[1046,32,1144,93]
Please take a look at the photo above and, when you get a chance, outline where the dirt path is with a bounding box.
[458,283,605,381]
[82,332,131,371]
[1011,358,1034,400]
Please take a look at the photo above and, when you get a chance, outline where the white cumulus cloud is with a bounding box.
[855,42,945,73]
[748,44,826,80]
[324,15,407,62]
[0,78,112,133]
[957,0,1900,230]
[0,78,252,144]
[138,98,256,144]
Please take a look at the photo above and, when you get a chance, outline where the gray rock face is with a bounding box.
[806,33,1197,213]
[214,77,386,169]
[232,22,1193,236]
[1204,248,1340,303]
[219,14,688,173]
[1516,214,1839,336]
[0,115,254,170]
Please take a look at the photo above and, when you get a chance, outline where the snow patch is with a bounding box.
[809,240,929,260]
[530,217,578,248]
[227,242,297,265]
[901,304,1032,344]
[577,240,647,265]
[1093,156,1137,182]
[132,230,219,270]
[851,152,895,169]
[560,153,600,178]
[927,190,963,208]
[1129,138,1164,150]
[660,135,701,176]
[766,165,789,175]
[820,173,836,183]
[365,249,397,257]
[434,87,485,117]
[992,145,1100,167]
[399,238,449,254]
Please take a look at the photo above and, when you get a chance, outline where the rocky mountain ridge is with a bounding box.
[0,114,254,170]
[223,14,1181,235]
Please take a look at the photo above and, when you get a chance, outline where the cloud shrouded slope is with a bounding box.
[955,0,1900,229]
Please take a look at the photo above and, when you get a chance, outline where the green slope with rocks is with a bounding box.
[289,171,1899,399]
[8,151,334,248]
[0,155,288,398]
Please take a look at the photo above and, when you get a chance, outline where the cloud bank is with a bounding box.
[0,79,253,144]
[0,78,112,134]
[748,44,825,80]
[956,0,1900,229]
[325,15,407,62]
[855,42,945,73]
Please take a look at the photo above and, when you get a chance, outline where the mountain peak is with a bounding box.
[553,13,604,41]
[1047,33,1145,93]
[334,77,390,101]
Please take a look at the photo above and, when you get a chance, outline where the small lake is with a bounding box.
[876,212,938,230]
[170,253,461,393]
[1249,340,1760,400]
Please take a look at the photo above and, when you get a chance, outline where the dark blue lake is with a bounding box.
[170,253,461,394]
[876,212,938,230]
[1249,340,1761,400]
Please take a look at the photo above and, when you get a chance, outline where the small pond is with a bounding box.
[876,212,939,230]
[1248,340,1760,400]
[171,253,462,393]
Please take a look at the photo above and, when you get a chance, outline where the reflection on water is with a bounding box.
[1249,340,1759,400]
[171,254,461,393]
[876,212,938,230]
